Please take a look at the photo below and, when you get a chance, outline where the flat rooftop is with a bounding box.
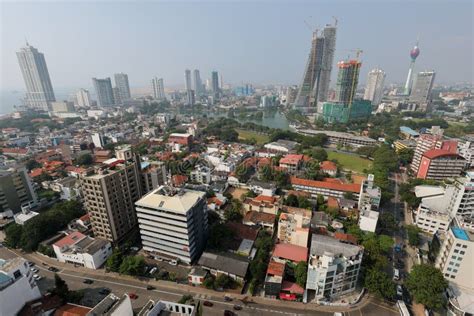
[135,186,205,214]
[310,234,362,258]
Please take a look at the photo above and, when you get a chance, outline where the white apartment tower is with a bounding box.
[76,88,92,107]
[16,43,56,110]
[152,77,166,100]
[363,69,385,106]
[135,186,208,264]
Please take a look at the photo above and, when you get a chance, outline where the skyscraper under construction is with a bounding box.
[334,60,361,105]
[293,22,337,111]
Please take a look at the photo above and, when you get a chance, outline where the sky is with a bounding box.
[1,0,473,92]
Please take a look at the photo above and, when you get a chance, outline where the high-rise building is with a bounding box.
[51,101,75,113]
[293,23,338,110]
[91,132,106,148]
[334,60,361,105]
[411,132,444,174]
[409,71,436,104]
[404,43,420,95]
[193,69,203,95]
[80,146,143,243]
[285,86,298,105]
[135,186,208,264]
[186,90,195,106]
[92,77,115,106]
[114,73,131,101]
[0,167,37,213]
[211,71,220,99]
[76,88,92,107]
[364,69,385,106]
[184,69,192,91]
[16,43,56,110]
[151,77,166,100]
[112,87,122,106]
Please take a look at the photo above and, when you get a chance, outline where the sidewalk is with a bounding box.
[18,249,374,313]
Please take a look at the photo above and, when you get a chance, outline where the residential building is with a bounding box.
[16,43,55,110]
[0,167,37,213]
[279,154,304,174]
[305,235,363,302]
[91,132,106,148]
[51,101,75,113]
[278,206,311,247]
[416,149,465,180]
[198,252,249,283]
[186,89,195,106]
[76,88,92,107]
[399,126,420,139]
[138,299,196,316]
[88,293,133,316]
[411,132,445,174]
[409,71,436,104]
[14,208,39,225]
[113,87,122,106]
[184,69,192,92]
[364,68,385,106]
[193,69,203,96]
[114,73,131,101]
[285,85,298,105]
[168,133,193,147]
[211,71,220,99]
[151,77,166,100]
[264,260,285,298]
[135,186,208,264]
[0,257,41,316]
[415,200,451,234]
[435,227,473,290]
[458,137,474,167]
[80,152,143,243]
[190,165,212,184]
[446,172,474,220]
[263,140,298,155]
[52,231,112,269]
[92,77,115,107]
[188,267,207,286]
[358,210,379,233]
[293,23,337,110]
[243,195,279,215]
[141,161,167,194]
[272,243,308,264]
[358,174,381,211]
[243,211,276,232]
[291,177,361,200]
[319,161,337,176]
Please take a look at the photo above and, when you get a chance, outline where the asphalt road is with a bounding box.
[0,243,400,316]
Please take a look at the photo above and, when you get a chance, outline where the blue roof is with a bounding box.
[400,126,420,137]
[141,162,150,169]
[452,227,470,241]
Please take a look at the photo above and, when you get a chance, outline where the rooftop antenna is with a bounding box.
[332,16,338,26]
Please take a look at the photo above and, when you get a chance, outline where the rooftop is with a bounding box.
[272,243,308,262]
[198,252,249,278]
[135,186,205,214]
[291,177,360,193]
[423,149,461,160]
[310,234,362,258]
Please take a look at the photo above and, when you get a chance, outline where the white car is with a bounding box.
[33,274,43,281]
[30,268,39,273]
[169,260,178,266]
[396,285,404,298]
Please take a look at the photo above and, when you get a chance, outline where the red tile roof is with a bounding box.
[280,154,304,165]
[29,168,44,178]
[272,243,308,262]
[243,211,276,225]
[54,231,85,248]
[2,147,28,154]
[79,214,90,222]
[226,222,259,241]
[291,177,360,193]
[422,149,461,160]
[281,281,304,294]
[320,160,337,171]
[53,303,91,316]
[172,174,188,186]
[267,260,285,276]
[327,197,340,209]
[254,195,277,203]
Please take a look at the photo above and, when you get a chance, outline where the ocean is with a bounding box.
[0,88,77,114]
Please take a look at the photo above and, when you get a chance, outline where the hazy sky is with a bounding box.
[1,0,473,91]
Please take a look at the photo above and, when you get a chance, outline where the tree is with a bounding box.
[203,275,215,289]
[76,153,93,166]
[53,274,69,301]
[25,159,41,171]
[224,199,243,222]
[378,235,395,253]
[364,268,396,300]
[284,194,299,207]
[405,264,448,310]
[345,170,353,182]
[406,225,421,246]
[311,148,328,162]
[295,261,308,287]
[215,274,234,289]
[119,256,145,275]
[343,191,355,200]
[106,248,124,272]
[4,223,23,248]
[398,148,414,166]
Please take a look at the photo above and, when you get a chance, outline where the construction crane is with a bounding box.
[340,48,364,60]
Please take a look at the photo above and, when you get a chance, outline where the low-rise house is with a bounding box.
[264,260,285,298]
[272,243,308,265]
[190,165,212,184]
[138,299,195,316]
[290,177,361,200]
[243,211,276,232]
[280,281,305,301]
[52,231,112,269]
[188,267,208,286]
[198,252,249,283]
[358,175,381,211]
[248,180,276,197]
[358,210,379,233]
[279,154,304,174]
[263,140,298,155]
[243,195,280,215]
[319,161,337,176]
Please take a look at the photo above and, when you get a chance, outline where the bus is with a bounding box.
[397,300,411,316]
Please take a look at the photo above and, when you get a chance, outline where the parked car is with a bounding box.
[33,274,42,281]
[224,296,232,302]
[129,293,138,300]
[146,285,155,290]
[169,260,178,266]
[99,288,110,295]
[233,305,242,311]
[48,266,59,272]
[224,311,235,316]
[396,285,404,298]
[30,268,39,273]
[203,301,213,307]
[393,269,400,281]
[83,279,93,284]
[27,261,35,267]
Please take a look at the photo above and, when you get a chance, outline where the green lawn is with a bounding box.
[236,129,270,145]
[327,151,372,174]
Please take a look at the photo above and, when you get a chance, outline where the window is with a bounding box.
[460,251,465,255]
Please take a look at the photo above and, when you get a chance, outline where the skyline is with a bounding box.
[1,1,473,93]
